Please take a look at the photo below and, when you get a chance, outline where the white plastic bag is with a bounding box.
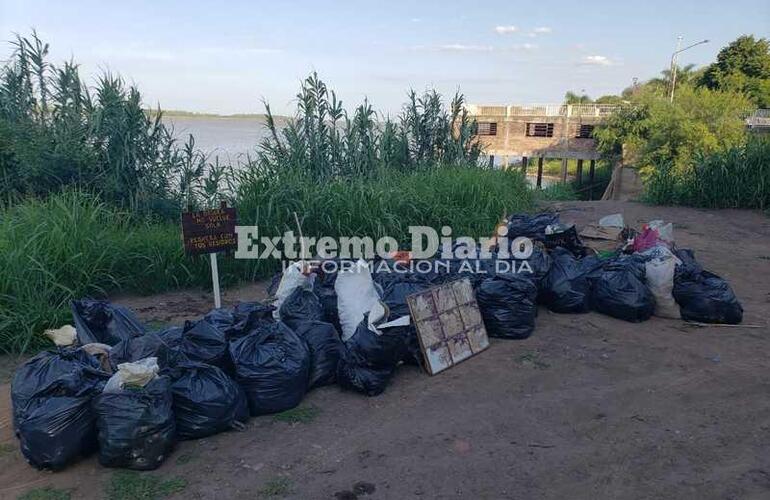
[334,260,383,341]
[272,261,311,319]
[599,213,624,228]
[645,258,680,319]
[44,325,77,346]
[103,357,159,393]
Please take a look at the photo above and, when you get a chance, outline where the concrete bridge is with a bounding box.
[747,109,770,131]
[468,103,768,200]
[466,103,621,190]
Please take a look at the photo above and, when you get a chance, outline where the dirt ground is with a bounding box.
[1,200,769,500]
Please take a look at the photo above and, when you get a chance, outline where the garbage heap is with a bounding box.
[11,212,743,471]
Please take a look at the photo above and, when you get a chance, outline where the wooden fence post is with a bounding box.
[536,157,544,189]
[560,158,568,183]
[576,159,583,186]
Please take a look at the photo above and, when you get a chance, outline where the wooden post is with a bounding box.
[576,159,584,186]
[560,158,568,183]
[536,157,544,189]
[588,159,596,200]
[521,156,528,175]
[488,155,495,168]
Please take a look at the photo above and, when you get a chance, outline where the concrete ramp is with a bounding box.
[602,165,643,201]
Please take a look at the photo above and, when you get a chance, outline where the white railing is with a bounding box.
[747,109,770,128]
[467,103,622,118]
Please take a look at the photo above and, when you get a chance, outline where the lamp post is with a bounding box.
[669,37,709,102]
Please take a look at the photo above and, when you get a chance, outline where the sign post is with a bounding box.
[210,253,221,308]
[181,201,237,309]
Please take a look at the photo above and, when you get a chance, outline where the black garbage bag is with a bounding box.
[543,224,585,257]
[513,244,552,291]
[279,288,324,330]
[204,301,275,340]
[71,299,146,346]
[266,271,283,297]
[235,301,276,330]
[476,274,538,339]
[17,395,97,470]
[292,321,344,388]
[93,376,175,470]
[229,322,310,415]
[179,319,231,371]
[346,318,410,368]
[336,348,395,397]
[380,278,430,365]
[446,257,497,288]
[506,212,559,242]
[203,308,236,335]
[380,279,423,317]
[540,247,604,313]
[591,256,655,322]
[314,265,340,329]
[11,348,105,426]
[156,326,183,349]
[673,249,743,324]
[109,332,172,369]
[12,348,107,470]
[674,249,702,276]
[168,362,248,439]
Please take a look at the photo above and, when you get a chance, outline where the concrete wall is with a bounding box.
[473,115,604,160]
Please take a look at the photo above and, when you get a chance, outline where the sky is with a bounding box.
[1,0,768,116]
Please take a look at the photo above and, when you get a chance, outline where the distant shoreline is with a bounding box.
[145,109,291,121]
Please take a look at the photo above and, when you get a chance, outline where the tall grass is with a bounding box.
[644,136,770,209]
[237,166,531,246]
[0,168,531,352]
[0,192,238,352]
[255,72,481,180]
[0,32,228,215]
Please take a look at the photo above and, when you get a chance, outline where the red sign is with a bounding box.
[181,203,237,256]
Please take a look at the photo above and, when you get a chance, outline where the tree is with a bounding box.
[594,94,625,104]
[700,35,770,107]
[594,85,750,173]
[641,64,704,97]
[564,91,592,104]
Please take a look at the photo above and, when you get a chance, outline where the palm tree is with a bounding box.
[648,64,700,91]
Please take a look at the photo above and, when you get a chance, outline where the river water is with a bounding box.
[162,115,271,161]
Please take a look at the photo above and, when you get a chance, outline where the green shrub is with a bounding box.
[644,135,770,209]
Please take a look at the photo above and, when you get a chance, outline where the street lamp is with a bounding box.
[669,37,709,102]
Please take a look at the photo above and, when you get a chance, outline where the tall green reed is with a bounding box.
[644,135,770,209]
[0,32,229,216]
[255,72,482,181]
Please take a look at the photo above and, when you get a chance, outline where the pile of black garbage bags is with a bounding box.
[11,212,743,472]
